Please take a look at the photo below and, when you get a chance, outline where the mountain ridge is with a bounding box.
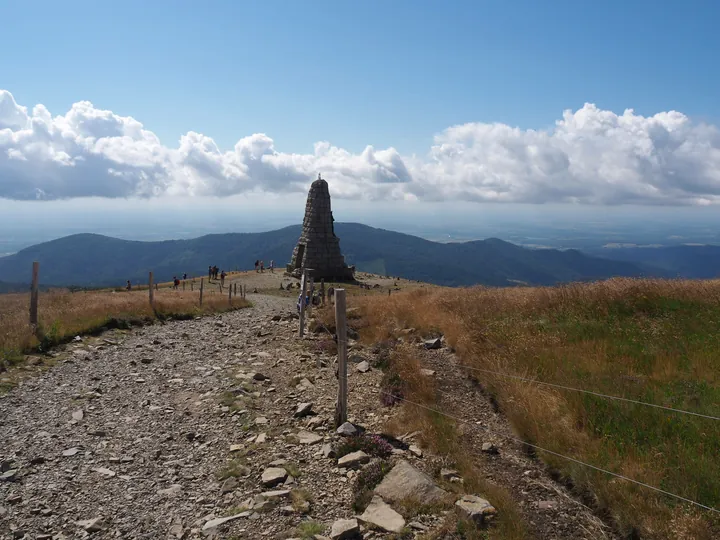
[0,223,661,288]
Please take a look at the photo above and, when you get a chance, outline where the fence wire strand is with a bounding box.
[437,364,720,421]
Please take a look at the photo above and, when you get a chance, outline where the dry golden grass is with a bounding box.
[352,278,720,539]
[0,286,249,375]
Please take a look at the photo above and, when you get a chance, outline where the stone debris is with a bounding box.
[294,402,314,418]
[424,337,443,350]
[76,517,107,532]
[261,489,291,501]
[0,469,18,481]
[158,484,183,496]
[92,467,116,477]
[261,467,288,487]
[335,422,358,436]
[409,444,423,457]
[538,500,558,510]
[220,478,239,494]
[202,511,251,531]
[297,430,323,445]
[71,409,84,421]
[330,518,360,539]
[359,495,406,533]
[455,494,497,524]
[356,361,371,373]
[481,442,499,454]
[374,460,447,505]
[440,468,462,482]
[337,450,370,469]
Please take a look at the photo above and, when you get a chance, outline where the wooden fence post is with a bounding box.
[183,281,185,291]
[149,272,154,306]
[29,261,39,327]
[234,283,237,297]
[199,277,204,306]
[334,288,348,427]
[298,269,308,337]
[191,281,194,291]
[228,283,232,306]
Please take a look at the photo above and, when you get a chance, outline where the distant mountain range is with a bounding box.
[0,281,27,294]
[588,244,720,279]
[0,223,671,289]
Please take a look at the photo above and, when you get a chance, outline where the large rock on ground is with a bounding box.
[374,460,447,505]
[297,430,323,445]
[359,496,405,533]
[337,450,370,469]
[202,511,251,531]
[455,494,497,524]
[330,518,360,539]
[261,467,288,487]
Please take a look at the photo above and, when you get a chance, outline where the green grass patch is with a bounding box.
[294,520,325,539]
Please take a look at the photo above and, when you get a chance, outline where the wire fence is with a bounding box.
[379,389,720,515]
[432,364,720,421]
[316,293,720,516]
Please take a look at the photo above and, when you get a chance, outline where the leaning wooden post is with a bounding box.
[29,261,39,327]
[228,283,232,306]
[148,272,154,306]
[334,288,348,427]
[199,277,204,306]
[298,269,308,337]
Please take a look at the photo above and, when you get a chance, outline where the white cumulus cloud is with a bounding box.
[1,89,719,205]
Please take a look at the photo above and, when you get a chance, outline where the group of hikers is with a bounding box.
[172,273,189,289]
[124,272,192,291]
[208,266,227,285]
[254,260,274,273]
[122,258,293,292]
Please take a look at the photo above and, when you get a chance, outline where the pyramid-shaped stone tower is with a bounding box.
[286,174,355,281]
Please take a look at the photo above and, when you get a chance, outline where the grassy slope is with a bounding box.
[350,278,720,539]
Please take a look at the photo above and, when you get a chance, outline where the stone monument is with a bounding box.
[287,174,355,281]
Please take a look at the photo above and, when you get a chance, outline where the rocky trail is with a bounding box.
[1,289,615,540]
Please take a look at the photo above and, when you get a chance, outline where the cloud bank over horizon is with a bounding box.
[1,89,719,205]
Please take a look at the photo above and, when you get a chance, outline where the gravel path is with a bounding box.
[1,291,620,540]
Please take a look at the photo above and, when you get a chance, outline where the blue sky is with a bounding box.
[3,0,719,155]
[1,0,720,237]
